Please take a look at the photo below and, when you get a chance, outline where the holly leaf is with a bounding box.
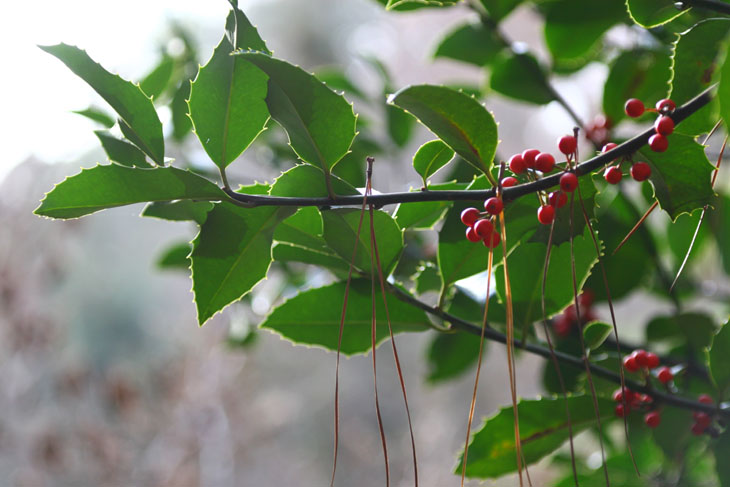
[457,395,614,479]
[380,0,459,10]
[626,0,688,28]
[490,51,553,105]
[35,164,227,219]
[426,331,482,383]
[437,200,490,292]
[235,52,357,171]
[433,22,502,67]
[40,44,165,164]
[269,164,358,198]
[478,0,523,21]
[413,261,442,295]
[72,106,115,128]
[259,280,429,355]
[141,200,214,224]
[637,134,715,221]
[188,9,270,169]
[94,130,152,168]
[389,84,499,175]
[139,55,175,99]
[393,181,465,230]
[412,139,454,185]
[272,243,350,273]
[583,321,612,350]
[191,202,295,324]
[157,241,192,270]
[708,319,730,398]
[171,80,193,141]
[718,34,730,137]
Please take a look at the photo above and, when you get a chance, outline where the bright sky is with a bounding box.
[0,1,244,182]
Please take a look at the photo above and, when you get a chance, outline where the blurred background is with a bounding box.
[2,0,726,486]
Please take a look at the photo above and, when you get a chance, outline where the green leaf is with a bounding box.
[637,135,715,220]
[426,331,482,383]
[191,202,294,324]
[437,200,490,291]
[433,22,502,67]
[157,241,192,270]
[315,67,366,99]
[602,49,672,125]
[583,321,612,350]
[382,0,459,10]
[35,164,227,219]
[390,85,499,175]
[269,164,358,198]
[458,395,614,479]
[489,51,553,105]
[709,194,730,275]
[40,44,165,164]
[188,10,270,169]
[140,55,175,99]
[94,130,152,168]
[670,19,730,136]
[322,208,404,276]
[141,200,214,224]
[544,0,625,64]
[235,52,357,171]
[646,312,717,355]
[413,261,442,295]
[718,33,730,136]
[272,243,350,273]
[708,319,730,398]
[393,181,465,230]
[412,140,454,185]
[714,428,730,486]
[528,176,597,246]
[386,103,416,147]
[478,0,523,21]
[626,0,688,28]
[260,280,429,355]
[72,106,115,128]
[171,80,193,141]
[274,207,328,251]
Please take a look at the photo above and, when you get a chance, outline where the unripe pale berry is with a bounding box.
[560,172,578,192]
[649,134,668,152]
[522,149,540,169]
[474,219,494,238]
[537,205,555,225]
[558,135,577,155]
[604,166,622,185]
[625,98,645,118]
[461,207,480,226]
[631,162,651,181]
[501,176,518,187]
[655,115,675,135]
[484,197,503,215]
[509,154,527,174]
[535,152,556,173]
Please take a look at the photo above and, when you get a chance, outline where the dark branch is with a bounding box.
[224,86,714,208]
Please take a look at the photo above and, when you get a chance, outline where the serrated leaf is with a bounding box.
[40,44,165,164]
[544,0,625,64]
[637,135,715,220]
[426,331,481,383]
[141,200,214,224]
[412,139,454,185]
[72,107,115,128]
[157,241,192,270]
[390,85,498,175]
[322,208,404,276]
[478,0,523,21]
[274,207,328,251]
[94,130,152,168]
[490,51,553,105]
[140,55,175,99]
[191,202,294,324]
[670,18,730,135]
[315,67,366,99]
[433,22,502,67]
[708,319,730,397]
[235,52,357,171]
[260,280,429,355]
[188,10,270,169]
[171,80,193,141]
[272,242,350,273]
[458,395,614,479]
[583,321,612,350]
[35,164,227,219]
[269,164,358,198]
[626,0,688,28]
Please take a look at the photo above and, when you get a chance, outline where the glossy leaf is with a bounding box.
[235,52,357,171]
[171,80,193,141]
[157,241,192,270]
[315,67,366,99]
[393,181,465,230]
[458,395,614,479]
[94,130,152,168]
[427,331,481,383]
[708,319,730,397]
[322,208,404,276]
[583,321,612,350]
[40,44,165,164]
[478,0,523,21]
[188,10,270,169]
[437,200,490,291]
[35,164,227,219]
[490,51,553,105]
[141,200,214,224]
[412,139,454,184]
[718,31,730,137]
[274,207,328,251]
[637,135,715,221]
[259,280,429,355]
[140,55,174,99]
[72,107,115,128]
[269,164,358,198]
[413,261,442,295]
[714,428,730,486]
[626,0,688,28]
[191,202,294,324]
[646,312,717,356]
[390,85,498,174]
[433,22,502,67]
[272,243,350,273]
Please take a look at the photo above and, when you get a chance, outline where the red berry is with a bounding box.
[698,394,714,405]
[522,149,540,169]
[548,191,567,208]
[613,388,633,403]
[645,352,660,369]
[484,197,503,215]
[633,350,648,367]
[483,231,501,248]
[655,116,675,136]
[474,219,494,238]
[631,161,651,182]
[560,172,578,192]
[657,366,673,383]
[466,226,481,243]
[501,176,518,187]
[535,152,556,173]
[553,315,572,336]
[644,411,661,428]
[691,422,707,436]
[558,135,577,155]
[649,134,668,152]
[509,154,527,174]
[537,205,555,225]
[602,142,617,153]
[579,289,594,309]
[656,98,676,112]
[460,207,480,226]
[623,355,639,372]
[625,98,645,118]
[615,403,629,417]
[604,166,622,185]
[693,412,712,427]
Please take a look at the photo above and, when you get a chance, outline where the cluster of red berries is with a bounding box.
[552,290,596,337]
[691,394,715,436]
[600,142,651,185]
[460,201,502,248]
[624,97,676,153]
[612,387,660,427]
[622,348,661,373]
